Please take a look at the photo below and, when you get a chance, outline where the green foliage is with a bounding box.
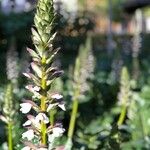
[0,83,21,150]
[0,1,150,149]
[123,85,150,149]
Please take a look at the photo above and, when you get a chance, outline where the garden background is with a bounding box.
[0,0,150,149]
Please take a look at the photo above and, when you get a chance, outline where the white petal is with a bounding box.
[52,127,65,137]
[21,146,30,150]
[47,103,57,112]
[58,103,66,111]
[22,129,34,141]
[29,116,41,129]
[33,86,40,91]
[20,103,32,114]
[48,134,55,143]
[39,148,48,150]
[51,94,63,100]
[36,113,49,124]
[23,120,32,126]
[26,85,41,98]
[0,115,8,123]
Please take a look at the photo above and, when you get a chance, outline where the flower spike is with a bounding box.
[21,0,65,149]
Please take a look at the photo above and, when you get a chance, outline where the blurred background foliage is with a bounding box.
[0,0,150,149]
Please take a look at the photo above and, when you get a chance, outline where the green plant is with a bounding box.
[20,0,65,149]
[122,85,150,149]
[0,83,15,150]
[66,37,94,149]
[0,35,21,150]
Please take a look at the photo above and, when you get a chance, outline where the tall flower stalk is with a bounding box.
[21,0,65,149]
[0,84,15,150]
[66,37,94,149]
[0,36,19,150]
[117,67,130,126]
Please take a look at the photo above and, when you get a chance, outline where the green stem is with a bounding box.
[41,55,47,145]
[68,97,79,139]
[8,122,13,150]
[117,105,127,126]
[50,109,56,127]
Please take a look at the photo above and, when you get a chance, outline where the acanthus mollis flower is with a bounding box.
[22,141,48,150]
[47,93,66,112]
[0,83,17,150]
[21,0,66,149]
[20,103,32,114]
[73,37,95,95]
[22,129,35,141]
[48,124,65,144]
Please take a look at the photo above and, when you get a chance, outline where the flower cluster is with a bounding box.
[20,0,65,149]
[0,83,15,150]
[6,37,19,82]
[67,37,95,148]
[73,37,95,94]
[0,84,15,124]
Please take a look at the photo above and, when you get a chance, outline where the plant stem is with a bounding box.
[41,55,47,145]
[117,105,127,126]
[8,122,13,150]
[68,88,79,139]
[50,109,56,127]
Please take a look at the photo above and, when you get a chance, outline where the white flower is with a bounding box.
[48,134,55,143]
[51,94,63,100]
[26,85,40,92]
[27,115,41,130]
[22,129,34,141]
[39,148,48,150]
[58,103,66,111]
[23,120,32,126]
[25,85,41,99]
[20,103,32,114]
[21,146,30,150]
[33,86,40,91]
[47,103,66,112]
[36,113,49,124]
[52,127,65,137]
[47,103,57,112]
